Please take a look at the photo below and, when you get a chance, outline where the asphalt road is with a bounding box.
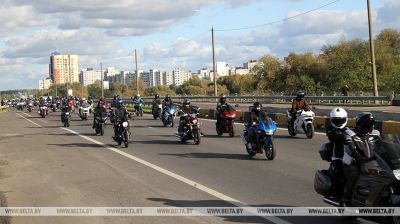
[0,109,379,224]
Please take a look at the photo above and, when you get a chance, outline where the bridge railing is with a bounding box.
[109,95,393,106]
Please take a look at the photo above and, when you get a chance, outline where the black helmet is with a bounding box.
[183,98,191,108]
[355,112,375,135]
[296,90,305,99]
[220,93,227,104]
[253,102,262,112]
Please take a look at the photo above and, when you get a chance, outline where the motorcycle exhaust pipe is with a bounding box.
[323,197,341,207]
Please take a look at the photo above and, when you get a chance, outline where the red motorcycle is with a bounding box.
[176,109,201,145]
[216,105,237,137]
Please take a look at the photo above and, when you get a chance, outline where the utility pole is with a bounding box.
[135,49,139,95]
[367,0,378,96]
[100,62,104,97]
[211,26,217,96]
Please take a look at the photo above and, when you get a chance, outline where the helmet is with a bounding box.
[116,99,124,108]
[355,112,375,135]
[296,90,305,99]
[82,98,86,101]
[137,94,140,97]
[100,96,104,101]
[155,94,159,99]
[183,98,191,108]
[220,93,227,104]
[253,102,262,112]
[329,107,348,129]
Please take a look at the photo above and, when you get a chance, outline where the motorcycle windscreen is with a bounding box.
[258,117,277,132]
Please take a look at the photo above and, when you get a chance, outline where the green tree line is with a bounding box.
[33,28,400,99]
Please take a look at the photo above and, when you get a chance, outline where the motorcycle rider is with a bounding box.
[61,98,72,122]
[177,98,199,135]
[325,107,349,202]
[113,99,131,140]
[289,90,310,126]
[133,94,144,112]
[92,96,107,129]
[342,112,380,203]
[111,95,118,108]
[152,94,161,108]
[162,94,174,117]
[215,93,230,128]
[246,102,265,151]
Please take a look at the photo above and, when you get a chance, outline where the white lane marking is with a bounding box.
[60,127,291,224]
[16,113,44,128]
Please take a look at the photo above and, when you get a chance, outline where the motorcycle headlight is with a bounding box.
[192,119,198,124]
[122,121,129,128]
[394,169,400,181]
[265,130,273,135]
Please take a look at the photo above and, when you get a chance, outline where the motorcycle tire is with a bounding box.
[216,125,223,136]
[193,132,201,145]
[246,145,256,157]
[288,123,296,137]
[265,141,276,160]
[228,123,235,138]
[140,111,143,117]
[170,118,174,127]
[305,123,314,139]
[123,132,129,148]
[95,127,100,135]
[100,125,104,136]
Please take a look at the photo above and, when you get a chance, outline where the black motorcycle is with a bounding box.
[314,135,400,223]
[114,120,130,147]
[94,111,107,136]
[61,110,71,127]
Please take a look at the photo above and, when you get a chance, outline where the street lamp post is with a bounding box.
[100,62,104,97]
[367,0,378,97]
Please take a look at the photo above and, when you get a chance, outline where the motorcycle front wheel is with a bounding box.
[288,123,296,137]
[265,141,275,160]
[123,131,129,148]
[228,122,235,137]
[305,123,314,139]
[193,131,201,145]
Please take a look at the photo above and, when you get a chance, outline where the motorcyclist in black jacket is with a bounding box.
[325,107,349,202]
[246,102,264,151]
[342,112,381,202]
[113,99,131,139]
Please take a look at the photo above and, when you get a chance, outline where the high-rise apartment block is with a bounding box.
[49,52,79,84]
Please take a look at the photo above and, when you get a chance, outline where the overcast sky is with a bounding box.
[0,0,399,90]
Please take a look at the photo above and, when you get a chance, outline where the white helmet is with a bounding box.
[329,107,348,129]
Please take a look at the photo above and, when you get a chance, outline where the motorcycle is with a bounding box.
[152,103,163,119]
[286,109,315,138]
[79,103,90,121]
[216,105,237,137]
[134,103,144,116]
[16,102,25,111]
[38,105,48,118]
[94,112,107,136]
[240,116,277,160]
[114,120,130,147]
[175,109,202,145]
[314,135,400,223]
[27,102,33,112]
[162,105,176,127]
[61,110,71,127]
[50,102,57,112]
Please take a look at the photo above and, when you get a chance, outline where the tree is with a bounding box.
[87,83,102,99]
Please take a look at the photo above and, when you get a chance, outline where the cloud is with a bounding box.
[0,4,48,36]
[9,0,260,36]
[3,28,124,60]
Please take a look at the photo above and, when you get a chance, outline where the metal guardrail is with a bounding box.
[109,95,392,105]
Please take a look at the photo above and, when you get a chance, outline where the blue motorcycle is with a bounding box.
[241,116,277,160]
[162,105,177,127]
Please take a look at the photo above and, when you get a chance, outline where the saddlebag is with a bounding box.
[314,170,333,197]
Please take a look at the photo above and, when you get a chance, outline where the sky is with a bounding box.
[0,0,399,90]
